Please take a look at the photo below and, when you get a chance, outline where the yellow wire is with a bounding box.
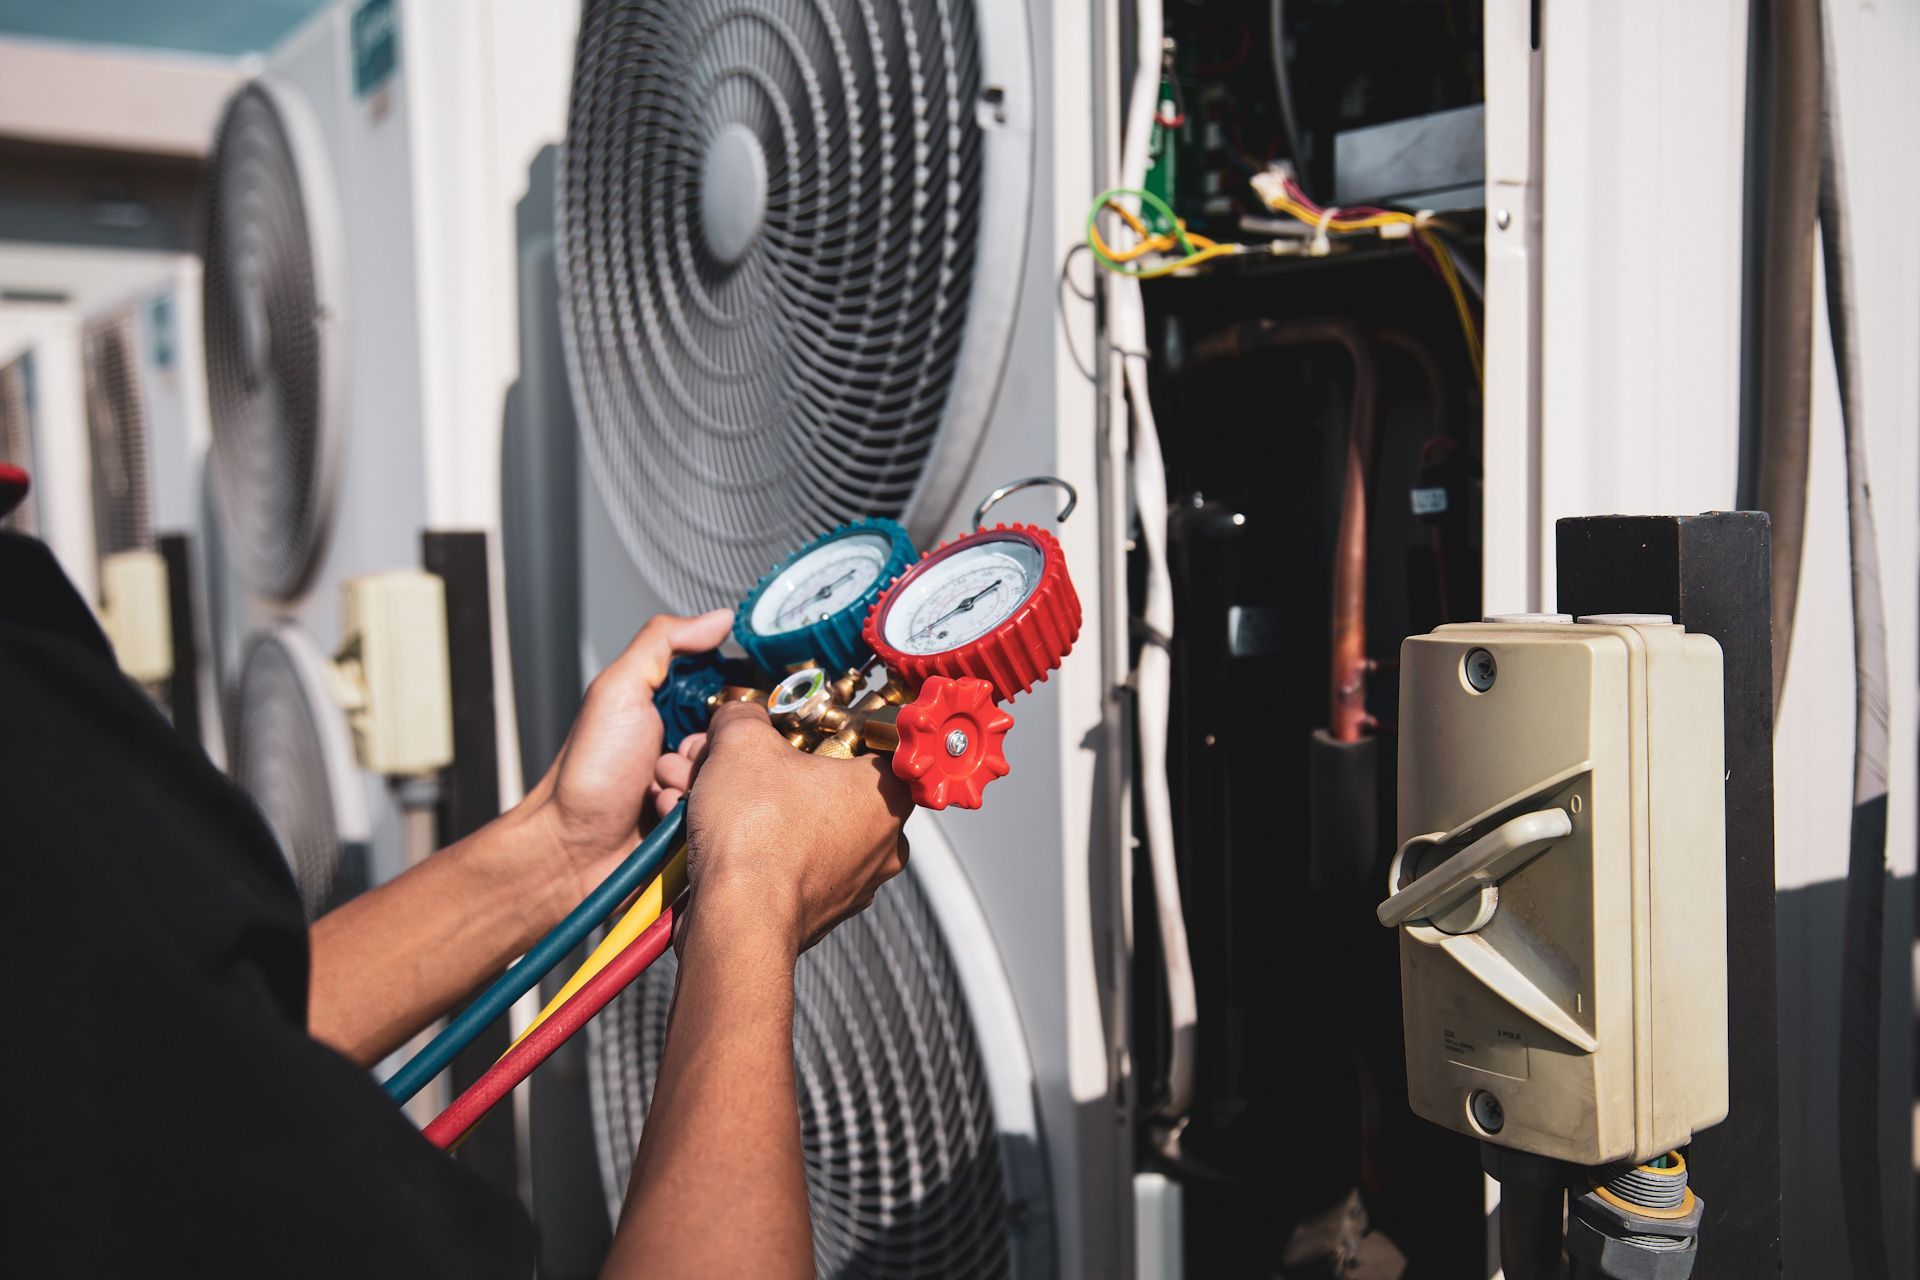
[1126,242,1244,279]
[1414,228,1483,380]
[1093,200,1227,271]
[1093,201,1219,263]
[1261,191,1483,381]
[503,844,688,1054]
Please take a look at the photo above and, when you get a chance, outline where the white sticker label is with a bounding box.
[1442,1020,1529,1080]
[1410,486,1449,516]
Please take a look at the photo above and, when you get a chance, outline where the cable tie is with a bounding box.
[1311,206,1335,257]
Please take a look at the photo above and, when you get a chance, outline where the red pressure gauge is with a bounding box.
[863,523,1082,702]
[864,523,1082,810]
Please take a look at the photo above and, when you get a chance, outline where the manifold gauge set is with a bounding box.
[657,485,1083,810]
[386,481,1083,1146]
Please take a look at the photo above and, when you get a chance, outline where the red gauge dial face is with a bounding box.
[877,531,1044,655]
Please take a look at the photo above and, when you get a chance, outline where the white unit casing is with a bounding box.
[1480,0,1749,612]
[1387,618,1728,1168]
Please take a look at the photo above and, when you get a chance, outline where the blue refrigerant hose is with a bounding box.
[382,803,686,1104]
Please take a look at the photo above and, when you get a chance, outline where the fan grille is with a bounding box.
[202,83,333,601]
[82,313,156,559]
[588,869,1014,1277]
[558,0,993,611]
[231,631,362,919]
[0,355,35,536]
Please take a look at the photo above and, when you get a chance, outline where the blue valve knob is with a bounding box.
[653,651,754,752]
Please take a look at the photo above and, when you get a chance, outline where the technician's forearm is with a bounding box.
[605,879,812,1280]
[306,802,574,1065]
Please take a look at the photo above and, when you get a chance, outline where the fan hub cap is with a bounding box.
[699,123,767,268]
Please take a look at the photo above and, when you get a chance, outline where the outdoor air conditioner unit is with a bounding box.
[199,17,406,918]
[545,1,1125,1275]
[199,0,577,917]
[79,266,224,745]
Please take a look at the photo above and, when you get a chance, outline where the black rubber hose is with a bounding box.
[1742,0,1822,706]
[1818,7,1893,1277]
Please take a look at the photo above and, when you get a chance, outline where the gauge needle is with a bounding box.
[914,578,1003,641]
[779,567,859,624]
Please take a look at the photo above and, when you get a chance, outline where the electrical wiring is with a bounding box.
[506,845,688,1052]
[382,802,686,1104]
[1253,172,1483,381]
[426,902,678,1151]
[1086,187,1259,281]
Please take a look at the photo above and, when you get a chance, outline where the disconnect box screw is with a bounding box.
[1465,647,1497,692]
[1470,1089,1505,1134]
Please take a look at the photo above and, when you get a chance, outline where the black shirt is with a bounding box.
[0,534,536,1276]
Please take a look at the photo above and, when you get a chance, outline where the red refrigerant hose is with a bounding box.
[423,901,678,1150]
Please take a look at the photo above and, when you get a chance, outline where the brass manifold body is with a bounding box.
[711,665,911,759]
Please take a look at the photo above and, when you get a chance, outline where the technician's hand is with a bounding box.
[659,701,912,955]
[522,609,734,913]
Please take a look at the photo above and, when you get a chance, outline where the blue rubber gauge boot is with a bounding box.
[733,518,917,678]
[653,651,755,752]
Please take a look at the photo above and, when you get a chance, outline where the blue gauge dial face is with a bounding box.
[880,535,1045,655]
[749,532,895,636]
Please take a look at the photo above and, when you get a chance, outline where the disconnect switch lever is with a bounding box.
[1378,808,1573,934]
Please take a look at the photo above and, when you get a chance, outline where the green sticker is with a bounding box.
[352,0,398,99]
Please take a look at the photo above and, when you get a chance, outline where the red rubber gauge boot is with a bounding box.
[863,523,1081,702]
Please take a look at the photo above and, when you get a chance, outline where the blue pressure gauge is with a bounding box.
[733,517,916,677]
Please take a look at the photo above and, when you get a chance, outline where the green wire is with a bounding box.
[1086,186,1197,276]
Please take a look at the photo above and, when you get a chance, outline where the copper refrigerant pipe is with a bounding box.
[1188,318,1380,742]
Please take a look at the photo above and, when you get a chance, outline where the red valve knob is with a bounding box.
[863,523,1082,702]
[890,676,1014,811]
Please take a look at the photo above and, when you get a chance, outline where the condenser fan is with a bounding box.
[81,314,156,559]
[558,0,1034,611]
[588,848,1045,1277]
[230,627,369,919]
[202,82,346,601]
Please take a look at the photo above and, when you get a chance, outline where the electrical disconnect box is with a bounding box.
[1380,615,1728,1167]
[330,571,454,778]
[100,548,174,685]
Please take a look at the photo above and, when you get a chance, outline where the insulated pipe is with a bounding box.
[1373,328,1454,621]
[1188,319,1381,740]
[1744,0,1822,706]
[1818,5,1892,1274]
[1114,0,1199,1151]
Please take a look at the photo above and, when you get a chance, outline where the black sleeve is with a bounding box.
[0,535,537,1278]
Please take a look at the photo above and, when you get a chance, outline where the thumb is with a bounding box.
[606,608,736,697]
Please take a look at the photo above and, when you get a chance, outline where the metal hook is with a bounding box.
[973,476,1078,529]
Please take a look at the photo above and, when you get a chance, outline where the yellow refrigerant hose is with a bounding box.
[505,845,688,1053]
